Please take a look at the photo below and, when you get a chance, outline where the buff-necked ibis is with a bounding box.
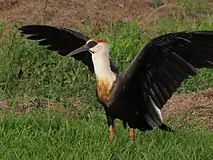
[19,25,213,144]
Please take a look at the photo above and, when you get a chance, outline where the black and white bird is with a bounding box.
[19,25,213,144]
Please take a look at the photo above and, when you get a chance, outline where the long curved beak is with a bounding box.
[67,44,90,57]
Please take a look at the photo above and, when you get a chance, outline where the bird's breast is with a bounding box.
[96,78,114,103]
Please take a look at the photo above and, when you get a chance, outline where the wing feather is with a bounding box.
[110,31,213,111]
[19,25,119,73]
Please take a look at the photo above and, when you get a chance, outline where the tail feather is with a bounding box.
[159,123,174,132]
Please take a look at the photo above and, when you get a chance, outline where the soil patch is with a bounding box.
[0,0,210,32]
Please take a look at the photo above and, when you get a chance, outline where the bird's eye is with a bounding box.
[87,41,98,48]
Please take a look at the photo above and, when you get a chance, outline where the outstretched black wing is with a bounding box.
[110,31,213,110]
[19,25,119,73]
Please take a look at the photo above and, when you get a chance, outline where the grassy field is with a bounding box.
[1,112,213,160]
[1,3,213,159]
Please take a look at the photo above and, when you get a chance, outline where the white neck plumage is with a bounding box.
[91,50,116,83]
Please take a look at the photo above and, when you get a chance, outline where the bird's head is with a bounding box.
[67,39,110,57]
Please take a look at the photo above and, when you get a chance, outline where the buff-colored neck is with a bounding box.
[91,50,116,83]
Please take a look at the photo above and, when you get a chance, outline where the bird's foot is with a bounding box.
[109,125,115,140]
[129,128,135,145]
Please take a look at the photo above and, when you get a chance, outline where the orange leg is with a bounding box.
[109,125,115,140]
[129,128,135,144]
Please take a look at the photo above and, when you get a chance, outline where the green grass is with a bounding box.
[1,3,213,159]
[1,113,213,160]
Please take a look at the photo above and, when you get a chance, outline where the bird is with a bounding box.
[19,24,213,144]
